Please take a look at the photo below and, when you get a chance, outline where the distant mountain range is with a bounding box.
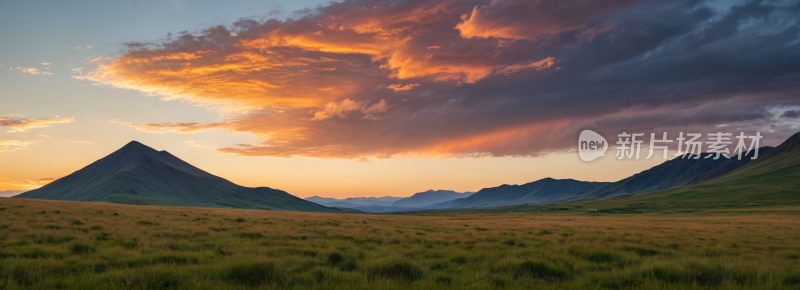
[305,190,473,213]
[305,196,402,208]
[392,190,474,207]
[15,141,351,213]
[442,178,609,209]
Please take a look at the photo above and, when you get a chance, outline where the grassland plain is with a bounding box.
[1,198,800,289]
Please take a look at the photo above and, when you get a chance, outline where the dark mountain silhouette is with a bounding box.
[391,190,474,208]
[424,197,468,210]
[304,191,473,213]
[305,196,401,207]
[585,147,773,199]
[677,147,773,186]
[15,141,348,213]
[449,178,610,208]
[607,132,800,203]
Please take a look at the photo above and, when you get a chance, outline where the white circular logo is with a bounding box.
[579,130,608,162]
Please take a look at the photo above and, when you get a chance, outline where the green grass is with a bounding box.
[1,198,800,289]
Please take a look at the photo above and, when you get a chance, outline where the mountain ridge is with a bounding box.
[584,147,773,199]
[391,190,474,208]
[16,141,349,213]
[576,132,800,205]
[451,178,610,209]
[305,196,402,207]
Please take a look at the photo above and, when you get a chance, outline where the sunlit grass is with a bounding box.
[1,198,799,289]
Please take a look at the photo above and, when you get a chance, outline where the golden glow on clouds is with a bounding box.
[496,57,556,75]
[71,0,666,161]
[455,0,639,40]
[0,177,55,191]
[0,140,39,152]
[415,119,575,158]
[386,84,419,91]
[109,119,229,134]
[16,67,52,75]
[0,117,74,133]
[311,99,389,120]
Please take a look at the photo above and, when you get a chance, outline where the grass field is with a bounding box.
[1,198,800,289]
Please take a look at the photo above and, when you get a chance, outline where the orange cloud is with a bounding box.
[0,140,39,152]
[214,116,582,160]
[0,177,56,191]
[74,1,561,111]
[416,119,576,158]
[0,117,74,132]
[495,57,556,75]
[66,0,578,160]
[386,84,420,91]
[73,0,768,161]
[456,0,640,40]
[109,119,229,134]
[311,99,389,120]
[17,67,41,75]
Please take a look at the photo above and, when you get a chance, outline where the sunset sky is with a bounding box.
[1,0,799,198]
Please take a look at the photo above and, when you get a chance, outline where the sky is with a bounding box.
[1,0,799,198]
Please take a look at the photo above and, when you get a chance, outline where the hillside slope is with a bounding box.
[586,147,772,199]
[16,141,347,213]
[453,178,610,208]
[391,190,474,208]
[616,132,800,203]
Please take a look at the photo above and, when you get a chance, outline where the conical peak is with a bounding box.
[122,142,215,178]
[114,141,164,160]
[121,140,155,151]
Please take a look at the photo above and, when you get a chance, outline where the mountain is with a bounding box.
[621,132,800,203]
[304,191,473,213]
[677,147,773,186]
[15,141,348,213]
[335,205,422,213]
[305,196,401,207]
[576,132,800,206]
[425,197,468,210]
[450,178,610,208]
[391,190,475,208]
[586,147,773,199]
